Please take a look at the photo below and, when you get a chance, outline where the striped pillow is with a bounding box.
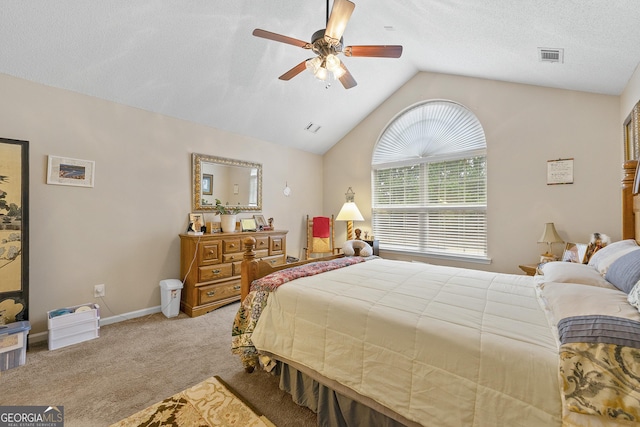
[588,239,640,275]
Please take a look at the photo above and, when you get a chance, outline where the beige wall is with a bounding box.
[0,73,323,334]
[3,67,635,335]
[324,71,621,274]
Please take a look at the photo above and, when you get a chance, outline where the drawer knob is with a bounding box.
[269,259,277,265]
[229,243,235,248]
[233,285,240,291]
[207,290,216,297]
[208,250,214,255]
[212,269,221,275]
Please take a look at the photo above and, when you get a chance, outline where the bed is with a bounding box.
[232,161,640,427]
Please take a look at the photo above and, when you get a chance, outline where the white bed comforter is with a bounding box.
[251,258,562,427]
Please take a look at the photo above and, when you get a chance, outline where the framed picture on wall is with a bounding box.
[0,138,29,322]
[47,155,95,187]
[202,174,213,195]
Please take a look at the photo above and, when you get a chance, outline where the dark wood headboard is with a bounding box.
[622,160,639,241]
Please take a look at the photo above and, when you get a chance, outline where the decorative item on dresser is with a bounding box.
[179,230,287,317]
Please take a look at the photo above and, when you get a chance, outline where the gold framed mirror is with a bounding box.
[192,153,262,212]
[624,101,639,161]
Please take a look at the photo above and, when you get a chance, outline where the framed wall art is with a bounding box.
[202,174,213,196]
[47,155,95,187]
[0,138,29,322]
[546,158,574,185]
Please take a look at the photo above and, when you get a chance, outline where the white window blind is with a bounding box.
[372,101,487,258]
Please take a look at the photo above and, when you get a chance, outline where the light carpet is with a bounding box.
[110,375,274,427]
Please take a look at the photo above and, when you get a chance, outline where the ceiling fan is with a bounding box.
[252,0,403,89]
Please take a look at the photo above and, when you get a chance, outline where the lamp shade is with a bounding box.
[336,202,364,222]
[537,222,563,244]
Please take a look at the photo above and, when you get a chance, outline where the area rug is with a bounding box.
[110,376,275,427]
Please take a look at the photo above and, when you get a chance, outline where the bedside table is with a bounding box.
[362,239,379,256]
[518,264,538,276]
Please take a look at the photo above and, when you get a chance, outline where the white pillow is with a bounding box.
[342,240,373,257]
[587,239,640,275]
[628,280,640,311]
[537,261,615,288]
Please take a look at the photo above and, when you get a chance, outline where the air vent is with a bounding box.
[305,122,321,134]
[538,48,564,63]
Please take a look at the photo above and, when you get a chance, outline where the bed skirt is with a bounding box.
[272,358,421,427]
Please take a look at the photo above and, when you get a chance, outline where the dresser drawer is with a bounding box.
[254,236,269,251]
[199,281,241,305]
[270,236,284,255]
[199,241,222,265]
[223,239,242,253]
[261,255,284,268]
[199,263,233,282]
[223,252,244,263]
[232,261,243,276]
[255,249,269,258]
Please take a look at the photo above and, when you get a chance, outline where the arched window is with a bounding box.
[371,100,487,260]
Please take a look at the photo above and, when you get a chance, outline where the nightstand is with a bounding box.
[362,239,379,256]
[518,264,538,276]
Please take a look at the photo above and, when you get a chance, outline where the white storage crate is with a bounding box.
[48,303,100,350]
[0,321,31,371]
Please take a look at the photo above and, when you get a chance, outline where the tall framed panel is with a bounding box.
[0,138,28,323]
[624,101,639,161]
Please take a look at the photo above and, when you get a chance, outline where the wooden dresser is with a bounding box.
[179,230,288,317]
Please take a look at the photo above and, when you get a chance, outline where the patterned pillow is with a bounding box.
[606,249,640,294]
[588,239,639,275]
[628,281,640,311]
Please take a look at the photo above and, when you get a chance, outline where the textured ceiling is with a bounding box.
[1,1,639,154]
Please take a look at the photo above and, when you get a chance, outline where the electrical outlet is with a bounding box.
[94,284,105,298]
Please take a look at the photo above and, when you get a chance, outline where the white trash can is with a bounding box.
[159,279,183,318]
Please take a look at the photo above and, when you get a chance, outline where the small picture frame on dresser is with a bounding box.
[561,242,587,263]
[253,215,267,229]
[188,213,205,233]
[241,218,257,232]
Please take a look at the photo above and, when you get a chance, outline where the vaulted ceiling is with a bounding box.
[2,1,639,154]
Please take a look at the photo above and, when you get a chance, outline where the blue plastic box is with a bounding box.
[0,321,31,371]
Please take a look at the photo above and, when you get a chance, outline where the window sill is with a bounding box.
[381,249,492,265]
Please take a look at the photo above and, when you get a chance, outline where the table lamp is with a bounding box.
[538,222,564,262]
[336,187,364,241]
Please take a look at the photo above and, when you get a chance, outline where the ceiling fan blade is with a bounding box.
[253,29,311,49]
[344,45,403,58]
[338,63,357,89]
[324,0,355,46]
[279,60,309,81]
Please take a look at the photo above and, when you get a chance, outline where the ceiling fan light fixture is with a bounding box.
[325,54,341,71]
[306,56,322,72]
[314,66,328,80]
[332,65,346,79]
[252,0,402,90]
